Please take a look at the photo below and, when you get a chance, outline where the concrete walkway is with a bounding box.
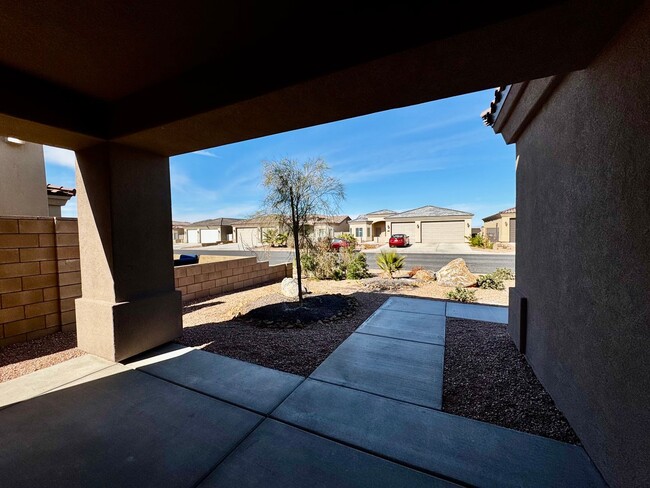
[0,299,604,487]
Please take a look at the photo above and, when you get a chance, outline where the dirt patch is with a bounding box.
[443,318,580,444]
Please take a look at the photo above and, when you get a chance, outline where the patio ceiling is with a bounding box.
[0,0,640,155]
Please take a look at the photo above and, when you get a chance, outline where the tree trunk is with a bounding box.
[289,187,303,306]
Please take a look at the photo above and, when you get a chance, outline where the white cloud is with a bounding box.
[169,166,220,201]
[191,149,221,158]
[173,202,260,223]
[43,146,77,168]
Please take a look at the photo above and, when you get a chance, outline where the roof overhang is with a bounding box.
[0,1,640,155]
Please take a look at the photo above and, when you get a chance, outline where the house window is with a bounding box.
[366,228,370,237]
[355,227,363,238]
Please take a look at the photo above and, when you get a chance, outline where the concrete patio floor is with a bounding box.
[0,298,604,487]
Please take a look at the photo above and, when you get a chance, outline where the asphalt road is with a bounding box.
[176,248,515,274]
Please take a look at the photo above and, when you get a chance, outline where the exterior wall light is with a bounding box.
[5,137,25,145]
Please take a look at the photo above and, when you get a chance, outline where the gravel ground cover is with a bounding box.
[443,318,580,444]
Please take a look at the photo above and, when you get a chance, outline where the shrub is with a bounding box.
[467,234,493,249]
[344,251,370,279]
[301,244,369,280]
[476,273,505,290]
[338,233,357,248]
[446,286,477,303]
[408,266,424,278]
[262,229,288,247]
[493,267,515,280]
[376,251,405,279]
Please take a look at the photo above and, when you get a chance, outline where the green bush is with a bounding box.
[344,251,370,279]
[262,229,288,247]
[446,286,477,303]
[376,251,405,279]
[493,267,515,280]
[467,234,494,249]
[476,273,505,290]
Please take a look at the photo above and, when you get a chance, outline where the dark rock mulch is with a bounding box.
[240,293,357,328]
[178,292,387,377]
[443,318,580,444]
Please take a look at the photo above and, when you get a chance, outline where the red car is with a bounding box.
[389,234,410,247]
[330,238,351,250]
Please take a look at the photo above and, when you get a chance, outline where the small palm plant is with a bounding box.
[376,250,405,279]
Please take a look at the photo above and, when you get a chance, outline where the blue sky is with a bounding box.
[44,88,515,226]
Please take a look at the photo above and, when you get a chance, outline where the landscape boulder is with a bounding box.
[413,269,435,281]
[281,277,309,298]
[436,258,476,287]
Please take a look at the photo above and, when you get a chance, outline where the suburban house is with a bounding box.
[349,209,396,242]
[171,221,190,243]
[351,206,473,244]
[482,207,516,243]
[234,214,351,247]
[312,215,351,238]
[185,217,242,244]
[0,2,646,486]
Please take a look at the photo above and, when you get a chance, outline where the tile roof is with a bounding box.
[312,215,351,225]
[46,184,76,197]
[391,205,473,218]
[190,217,243,226]
[480,86,509,127]
[351,209,395,221]
[482,207,516,222]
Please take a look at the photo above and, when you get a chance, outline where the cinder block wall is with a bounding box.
[174,257,292,302]
[0,216,81,346]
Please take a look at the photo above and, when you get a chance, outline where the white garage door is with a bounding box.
[187,229,199,244]
[237,228,261,248]
[390,222,417,239]
[421,221,465,243]
[200,229,220,243]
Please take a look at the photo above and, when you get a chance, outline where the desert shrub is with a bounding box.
[301,243,368,280]
[376,251,405,279]
[344,251,370,280]
[446,286,477,303]
[408,266,424,278]
[467,234,494,249]
[493,267,515,280]
[300,253,317,274]
[262,229,288,247]
[476,273,505,290]
[338,233,357,247]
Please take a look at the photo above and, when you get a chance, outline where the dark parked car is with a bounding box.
[389,234,409,247]
[173,254,199,266]
[330,238,351,251]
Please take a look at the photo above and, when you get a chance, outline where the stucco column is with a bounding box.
[74,143,181,361]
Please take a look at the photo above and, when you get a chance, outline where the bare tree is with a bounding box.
[262,158,344,306]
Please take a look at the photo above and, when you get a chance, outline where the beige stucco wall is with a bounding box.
[499,4,650,486]
[0,140,48,217]
[483,214,515,242]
